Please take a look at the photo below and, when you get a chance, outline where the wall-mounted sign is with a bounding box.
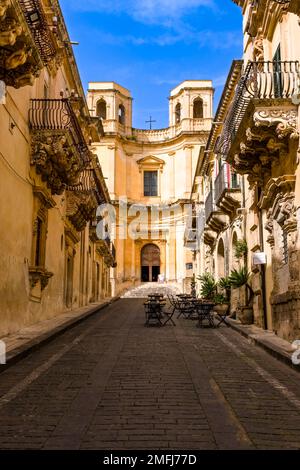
[252,252,267,265]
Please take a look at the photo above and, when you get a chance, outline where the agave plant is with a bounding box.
[197,273,217,300]
[218,276,232,302]
[229,266,254,307]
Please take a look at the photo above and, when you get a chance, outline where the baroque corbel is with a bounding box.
[254,109,299,140]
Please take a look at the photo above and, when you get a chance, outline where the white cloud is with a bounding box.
[68,0,215,26]
[90,28,241,49]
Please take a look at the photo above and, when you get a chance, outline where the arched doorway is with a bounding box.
[141,244,160,282]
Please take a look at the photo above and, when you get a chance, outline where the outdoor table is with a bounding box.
[176,296,195,319]
[195,302,215,328]
[144,300,163,326]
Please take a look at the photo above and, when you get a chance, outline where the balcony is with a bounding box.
[89,223,117,267]
[218,60,300,186]
[0,0,58,88]
[29,98,91,195]
[214,164,242,217]
[184,208,205,251]
[205,190,227,234]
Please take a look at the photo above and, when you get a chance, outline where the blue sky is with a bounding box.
[59,0,243,129]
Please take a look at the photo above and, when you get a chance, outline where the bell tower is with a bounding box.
[168,80,214,129]
[87,82,133,135]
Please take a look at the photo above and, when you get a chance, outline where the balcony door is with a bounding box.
[273,45,282,98]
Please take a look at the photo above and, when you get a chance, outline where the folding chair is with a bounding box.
[177,299,194,319]
[214,304,230,327]
[161,297,176,326]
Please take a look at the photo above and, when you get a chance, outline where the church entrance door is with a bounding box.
[141,244,160,282]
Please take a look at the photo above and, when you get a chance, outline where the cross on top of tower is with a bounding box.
[145,116,156,130]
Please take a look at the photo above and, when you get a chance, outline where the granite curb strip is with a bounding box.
[227,318,299,373]
[0,297,120,373]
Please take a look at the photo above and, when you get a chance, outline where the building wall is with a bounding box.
[88,81,213,296]
[0,1,112,337]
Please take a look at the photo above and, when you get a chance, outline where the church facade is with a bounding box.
[87,81,213,296]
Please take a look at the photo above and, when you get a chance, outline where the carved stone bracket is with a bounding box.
[0,0,43,87]
[31,131,85,195]
[66,190,98,232]
[29,266,53,291]
[253,109,299,140]
[231,105,298,187]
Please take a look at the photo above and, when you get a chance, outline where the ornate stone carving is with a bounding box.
[0,0,11,19]
[0,0,43,87]
[31,133,84,195]
[66,191,98,232]
[254,109,299,140]
[0,16,22,46]
[253,32,264,62]
[29,267,53,291]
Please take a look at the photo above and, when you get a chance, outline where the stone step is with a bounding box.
[121,282,181,298]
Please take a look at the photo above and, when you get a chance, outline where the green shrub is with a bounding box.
[197,273,217,300]
[234,239,248,259]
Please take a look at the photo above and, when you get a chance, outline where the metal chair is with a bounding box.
[196,302,215,328]
[144,300,163,327]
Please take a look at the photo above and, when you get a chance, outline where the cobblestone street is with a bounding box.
[0,299,300,450]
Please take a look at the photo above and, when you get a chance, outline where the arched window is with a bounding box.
[118,104,125,125]
[232,232,238,269]
[96,99,107,120]
[193,98,203,118]
[217,238,225,278]
[175,103,181,124]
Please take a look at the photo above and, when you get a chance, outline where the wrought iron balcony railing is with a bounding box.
[219,60,300,155]
[214,164,240,204]
[184,208,205,250]
[205,190,215,223]
[19,0,56,64]
[29,98,90,165]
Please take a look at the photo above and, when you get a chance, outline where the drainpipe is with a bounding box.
[258,202,268,330]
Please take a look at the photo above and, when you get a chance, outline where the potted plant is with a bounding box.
[213,277,231,314]
[197,273,217,301]
[213,293,230,314]
[229,266,254,324]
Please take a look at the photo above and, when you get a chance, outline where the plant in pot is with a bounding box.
[229,266,254,324]
[213,276,232,314]
[197,273,217,301]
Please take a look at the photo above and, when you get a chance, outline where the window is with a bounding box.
[193,98,203,118]
[35,217,43,266]
[175,103,181,124]
[118,104,125,125]
[96,99,107,120]
[144,171,158,196]
[273,45,283,98]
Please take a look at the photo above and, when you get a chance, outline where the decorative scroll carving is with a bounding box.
[66,191,98,232]
[0,0,43,87]
[31,132,85,195]
[254,109,299,140]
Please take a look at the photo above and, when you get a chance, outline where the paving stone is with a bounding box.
[0,299,300,450]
